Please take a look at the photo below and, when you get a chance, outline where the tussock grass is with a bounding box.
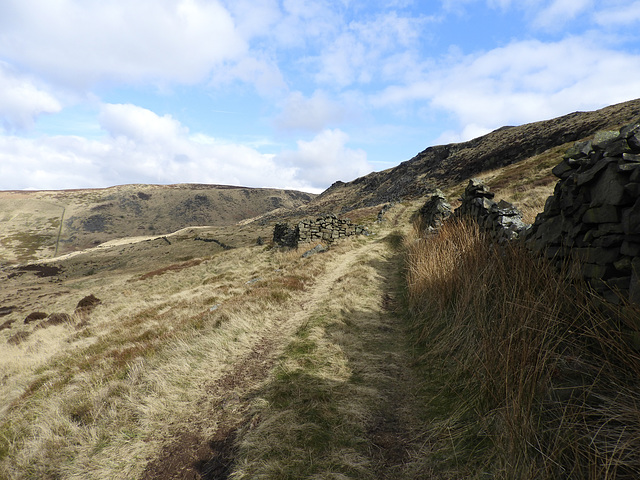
[405,218,640,478]
[0,240,329,479]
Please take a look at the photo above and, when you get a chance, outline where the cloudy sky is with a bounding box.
[1,0,639,192]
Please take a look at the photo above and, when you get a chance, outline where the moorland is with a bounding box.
[2,99,640,479]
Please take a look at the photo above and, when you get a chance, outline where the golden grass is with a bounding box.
[0,239,332,479]
[404,218,640,479]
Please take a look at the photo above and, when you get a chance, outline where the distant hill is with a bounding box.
[0,184,314,263]
[306,98,640,214]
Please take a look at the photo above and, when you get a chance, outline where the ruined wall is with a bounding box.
[418,119,640,305]
[452,180,529,243]
[297,214,368,243]
[273,214,368,248]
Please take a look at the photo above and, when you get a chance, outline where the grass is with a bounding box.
[0,238,330,479]
[404,217,640,478]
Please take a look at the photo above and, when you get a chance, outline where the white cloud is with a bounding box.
[0,63,62,130]
[314,12,432,87]
[594,1,640,26]
[533,0,594,30]
[275,90,347,131]
[0,0,248,88]
[99,104,187,143]
[275,129,371,188]
[0,104,373,192]
[374,35,640,142]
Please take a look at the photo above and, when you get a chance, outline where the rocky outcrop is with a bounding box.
[527,120,640,304]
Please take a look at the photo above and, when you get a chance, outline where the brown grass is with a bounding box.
[404,218,640,478]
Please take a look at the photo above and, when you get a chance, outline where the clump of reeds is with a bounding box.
[404,218,640,479]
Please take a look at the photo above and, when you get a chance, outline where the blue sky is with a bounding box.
[0,0,639,192]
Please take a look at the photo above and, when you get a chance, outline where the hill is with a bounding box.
[2,99,640,479]
[307,98,640,214]
[0,184,314,264]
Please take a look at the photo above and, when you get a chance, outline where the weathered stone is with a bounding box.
[622,198,640,234]
[614,257,632,273]
[564,140,592,160]
[301,244,327,258]
[581,263,615,280]
[592,235,625,248]
[589,163,629,206]
[604,138,632,157]
[622,153,640,163]
[575,157,617,187]
[621,241,640,257]
[552,160,575,179]
[574,247,619,265]
[592,130,620,150]
[582,205,619,224]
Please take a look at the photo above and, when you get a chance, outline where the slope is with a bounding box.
[0,183,314,264]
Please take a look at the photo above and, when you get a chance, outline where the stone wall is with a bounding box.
[273,214,368,248]
[298,214,368,243]
[452,181,529,243]
[527,121,640,304]
[418,119,640,305]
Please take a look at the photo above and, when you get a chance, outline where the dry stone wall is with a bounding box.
[298,214,368,243]
[527,121,640,304]
[418,119,640,305]
[452,180,529,243]
[273,214,368,248]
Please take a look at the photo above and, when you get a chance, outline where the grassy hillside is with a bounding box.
[2,101,640,478]
[0,184,314,264]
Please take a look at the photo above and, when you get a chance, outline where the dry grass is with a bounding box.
[404,218,640,478]
[0,237,331,479]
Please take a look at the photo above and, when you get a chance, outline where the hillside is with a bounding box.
[307,98,640,214]
[2,100,640,479]
[0,184,314,264]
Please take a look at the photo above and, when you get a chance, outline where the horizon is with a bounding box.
[1,0,640,193]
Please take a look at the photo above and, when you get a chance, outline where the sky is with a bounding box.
[1,0,639,193]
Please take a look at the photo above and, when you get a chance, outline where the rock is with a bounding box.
[24,312,47,324]
[592,130,620,150]
[301,244,327,258]
[75,294,101,314]
[582,205,619,224]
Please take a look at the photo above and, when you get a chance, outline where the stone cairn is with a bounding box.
[527,122,640,304]
[273,214,368,248]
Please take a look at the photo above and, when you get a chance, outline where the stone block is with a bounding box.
[614,257,632,273]
[582,205,619,224]
[604,138,632,157]
[575,157,617,187]
[552,160,575,179]
[622,198,640,234]
[621,241,640,257]
[574,247,619,265]
[592,130,620,150]
[592,234,625,248]
[582,263,615,280]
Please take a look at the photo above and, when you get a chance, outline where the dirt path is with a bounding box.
[141,238,384,479]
